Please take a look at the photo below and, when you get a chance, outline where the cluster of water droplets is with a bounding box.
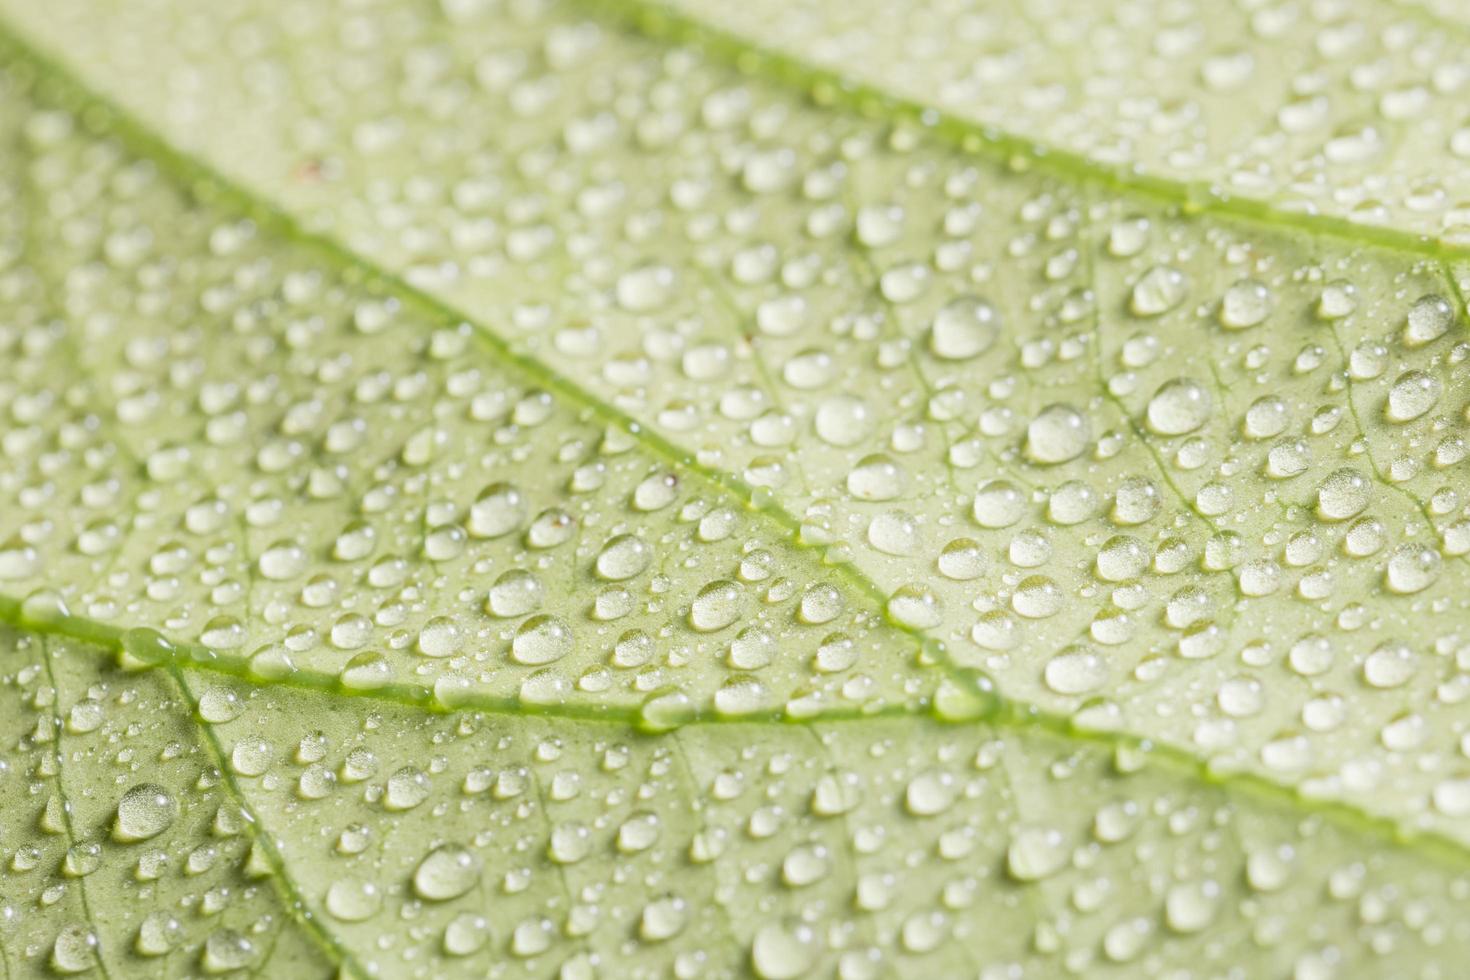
[2,0,1470,972]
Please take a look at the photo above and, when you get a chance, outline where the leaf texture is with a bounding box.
[2,0,1470,976]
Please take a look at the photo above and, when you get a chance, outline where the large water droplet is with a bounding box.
[113,784,177,843]
[1025,404,1090,464]
[929,296,1000,360]
[510,615,574,665]
[414,844,481,901]
[1146,378,1212,435]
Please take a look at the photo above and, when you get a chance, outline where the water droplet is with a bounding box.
[1146,378,1212,435]
[230,736,274,777]
[113,784,177,843]
[1095,536,1148,582]
[616,264,675,311]
[467,483,525,538]
[1363,643,1415,688]
[690,580,742,632]
[50,926,98,974]
[1219,279,1272,329]
[1385,543,1442,594]
[325,879,381,922]
[1111,477,1160,525]
[1317,280,1358,319]
[929,296,1000,360]
[905,770,956,816]
[416,616,463,657]
[847,455,906,501]
[510,615,573,664]
[443,913,491,956]
[202,931,256,974]
[1405,294,1454,346]
[1025,404,1090,464]
[385,766,431,810]
[414,844,481,900]
[487,570,545,617]
[798,584,844,624]
[1130,265,1187,316]
[1043,647,1106,694]
[886,584,942,629]
[1007,826,1068,881]
[1316,468,1370,520]
[595,534,652,581]
[1386,370,1441,422]
[973,480,1026,528]
[814,396,874,447]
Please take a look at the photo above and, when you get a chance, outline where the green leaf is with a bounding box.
[2,0,1470,975]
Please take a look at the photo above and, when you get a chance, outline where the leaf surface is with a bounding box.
[2,0,1470,976]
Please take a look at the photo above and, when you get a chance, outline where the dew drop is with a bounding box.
[928,296,1000,360]
[413,844,481,901]
[467,483,525,538]
[1219,279,1272,329]
[1405,294,1454,346]
[1316,468,1370,520]
[1130,265,1187,316]
[113,784,177,843]
[595,534,652,581]
[325,879,381,922]
[1146,378,1212,435]
[1025,404,1090,464]
[905,771,956,816]
[50,925,98,975]
[1385,543,1442,594]
[973,480,1026,528]
[1007,826,1068,881]
[1043,647,1106,694]
[1385,370,1441,422]
[750,921,818,980]
[511,615,574,665]
[202,931,256,974]
[690,580,742,632]
[487,570,545,617]
[799,584,844,624]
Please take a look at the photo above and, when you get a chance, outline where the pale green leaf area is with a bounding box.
[2,0,1470,975]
